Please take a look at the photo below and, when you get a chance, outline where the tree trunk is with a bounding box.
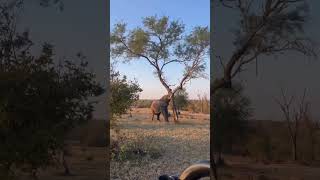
[62,150,71,175]
[201,99,204,113]
[311,139,315,161]
[309,130,316,161]
[292,140,297,161]
[217,146,224,166]
[171,93,179,122]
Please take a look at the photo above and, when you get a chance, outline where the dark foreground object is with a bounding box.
[159,160,210,180]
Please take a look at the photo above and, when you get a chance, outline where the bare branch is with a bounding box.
[160,59,185,71]
[213,0,316,94]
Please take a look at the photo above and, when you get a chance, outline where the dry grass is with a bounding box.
[110,108,210,180]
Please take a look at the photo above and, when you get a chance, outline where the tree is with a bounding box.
[171,88,188,114]
[213,0,316,94]
[275,88,309,161]
[110,64,142,127]
[0,2,104,179]
[111,15,209,122]
[213,84,251,164]
[211,0,317,178]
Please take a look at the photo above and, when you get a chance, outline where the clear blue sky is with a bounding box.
[111,0,210,100]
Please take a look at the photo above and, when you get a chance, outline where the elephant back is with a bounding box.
[150,100,168,114]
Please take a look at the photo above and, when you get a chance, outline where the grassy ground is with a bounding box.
[110,108,210,180]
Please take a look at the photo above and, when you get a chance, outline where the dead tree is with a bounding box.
[275,88,309,161]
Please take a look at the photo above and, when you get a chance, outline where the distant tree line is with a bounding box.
[133,89,210,114]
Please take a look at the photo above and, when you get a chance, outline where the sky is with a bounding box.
[110,0,210,100]
[17,0,107,119]
[214,0,320,120]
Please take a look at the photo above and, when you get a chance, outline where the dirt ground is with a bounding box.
[15,107,320,180]
[18,145,107,180]
[110,108,210,180]
[217,155,320,180]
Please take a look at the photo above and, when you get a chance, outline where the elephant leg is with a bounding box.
[161,106,169,122]
[152,114,154,121]
[157,113,160,121]
[164,107,169,122]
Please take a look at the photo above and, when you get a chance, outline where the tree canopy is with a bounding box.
[110,64,142,126]
[111,15,209,95]
[171,88,189,113]
[213,0,317,93]
[0,2,104,179]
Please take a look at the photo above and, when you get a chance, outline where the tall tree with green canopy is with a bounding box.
[111,15,209,122]
[211,0,318,179]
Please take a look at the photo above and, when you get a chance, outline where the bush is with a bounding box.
[0,8,104,178]
[187,99,210,114]
[213,85,251,159]
[134,100,153,108]
[110,65,142,128]
[111,132,162,162]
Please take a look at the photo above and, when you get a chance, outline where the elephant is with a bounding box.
[150,94,172,122]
